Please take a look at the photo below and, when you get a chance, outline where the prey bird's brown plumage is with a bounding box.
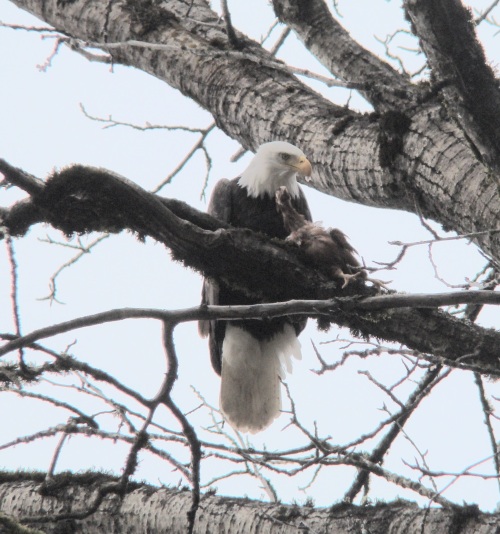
[275,187,387,289]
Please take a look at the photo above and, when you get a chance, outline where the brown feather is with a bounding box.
[275,186,365,287]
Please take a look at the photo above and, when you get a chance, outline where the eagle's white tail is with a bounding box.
[220,324,301,433]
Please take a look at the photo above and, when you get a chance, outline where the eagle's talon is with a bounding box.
[335,269,363,289]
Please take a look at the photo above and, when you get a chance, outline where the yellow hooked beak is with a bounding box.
[295,157,312,179]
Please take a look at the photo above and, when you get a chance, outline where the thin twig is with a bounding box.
[37,36,65,71]
[474,373,500,495]
[79,104,208,133]
[160,322,201,534]
[0,21,61,33]
[221,0,241,49]
[343,366,447,503]
[4,290,500,357]
[4,232,25,368]
[358,370,406,409]
[151,123,216,195]
[475,0,500,24]
[377,228,500,270]
[39,233,110,303]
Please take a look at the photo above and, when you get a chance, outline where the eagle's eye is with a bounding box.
[280,153,291,162]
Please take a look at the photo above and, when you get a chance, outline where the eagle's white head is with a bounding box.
[238,141,312,198]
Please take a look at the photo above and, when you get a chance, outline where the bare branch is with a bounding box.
[0,387,98,429]
[374,29,426,79]
[326,453,457,508]
[378,229,500,271]
[267,25,290,55]
[79,104,206,134]
[159,322,201,534]
[43,432,69,489]
[151,123,216,195]
[405,452,500,503]
[36,35,65,71]
[427,243,466,289]
[289,66,355,89]
[0,21,59,33]
[358,370,406,409]
[343,366,447,503]
[4,233,22,341]
[3,288,500,376]
[272,0,418,111]
[475,0,500,25]
[220,0,240,49]
[474,373,500,496]
[4,232,27,371]
[39,233,110,303]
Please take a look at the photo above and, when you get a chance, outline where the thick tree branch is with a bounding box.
[405,0,500,172]
[0,159,44,195]
[0,163,330,301]
[0,476,497,533]
[2,287,500,374]
[7,0,500,266]
[1,163,500,372]
[272,0,419,111]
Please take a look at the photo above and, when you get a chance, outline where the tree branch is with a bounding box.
[343,365,446,502]
[160,323,201,534]
[1,476,498,533]
[2,161,500,372]
[8,0,500,266]
[2,289,500,373]
[0,159,44,195]
[272,0,418,111]
[405,0,500,172]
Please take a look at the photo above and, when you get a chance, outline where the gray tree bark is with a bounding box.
[2,0,500,532]
[9,0,500,262]
[0,476,498,534]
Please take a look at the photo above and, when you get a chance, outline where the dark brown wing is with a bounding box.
[205,178,233,223]
[328,228,360,272]
[198,179,234,375]
[200,179,312,375]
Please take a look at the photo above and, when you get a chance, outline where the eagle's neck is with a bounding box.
[238,162,300,199]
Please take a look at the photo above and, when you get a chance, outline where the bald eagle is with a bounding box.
[199,141,312,433]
